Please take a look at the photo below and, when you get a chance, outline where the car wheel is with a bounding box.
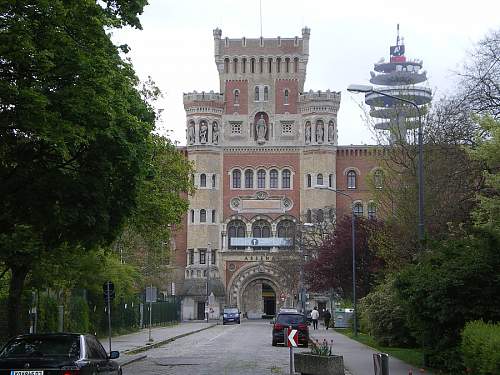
[272,339,277,346]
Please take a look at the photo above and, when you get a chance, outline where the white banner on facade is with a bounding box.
[230,237,292,247]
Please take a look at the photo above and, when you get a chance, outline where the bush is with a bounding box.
[461,320,500,375]
[359,277,415,347]
[395,229,500,371]
[38,294,59,333]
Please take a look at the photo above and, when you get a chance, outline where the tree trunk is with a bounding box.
[7,265,29,338]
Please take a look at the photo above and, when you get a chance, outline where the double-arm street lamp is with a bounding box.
[347,84,424,243]
[316,186,357,336]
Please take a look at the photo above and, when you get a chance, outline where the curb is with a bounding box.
[118,354,147,367]
[124,324,217,355]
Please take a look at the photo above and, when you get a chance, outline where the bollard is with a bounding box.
[373,353,389,375]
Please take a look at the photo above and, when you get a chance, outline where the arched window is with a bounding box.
[277,220,295,239]
[244,169,254,188]
[317,173,324,186]
[233,58,238,73]
[306,209,312,223]
[368,202,376,219]
[252,220,271,238]
[270,169,278,188]
[347,170,357,189]
[316,209,324,222]
[353,202,363,217]
[264,86,269,101]
[242,58,247,73]
[190,209,194,223]
[200,173,206,187]
[259,58,264,73]
[200,209,207,223]
[232,169,241,188]
[224,58,229,74]
[234,90,240,105]
[276,57,281,73]
[228,220,246,249]
[268,58,272,73]
[212,174,216,188]
[250,58,255,73]
[329,174,334,188]
[294,57,299,73]
[307,174,312,188]
[282,169,291,188]
[257,169,266,188]
[254,86,260,101]
[212,209,216,223]
[284,89,289,105]
[285,57,290,73]
[374,170,383,189]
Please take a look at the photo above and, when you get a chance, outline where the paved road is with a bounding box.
[124,320,309,375]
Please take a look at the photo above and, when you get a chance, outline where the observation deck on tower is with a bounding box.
[367,26,432,142]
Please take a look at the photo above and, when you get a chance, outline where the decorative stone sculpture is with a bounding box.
[199,121,208,143]
[212,122,219,144]
[305,123,311,143]
[256,114,267,143]
[316,122,324,143]
[188,125,195,144]
[328,121,335,142]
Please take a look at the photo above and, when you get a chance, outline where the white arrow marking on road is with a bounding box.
[287,329,298,347]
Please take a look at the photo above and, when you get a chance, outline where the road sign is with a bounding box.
[287,328,298,347]
[103,281,115,302]
[146,286,157,303]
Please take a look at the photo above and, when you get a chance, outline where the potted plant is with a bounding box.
[294,339,345,375]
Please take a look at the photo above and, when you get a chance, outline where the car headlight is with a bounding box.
[223,314,228,317]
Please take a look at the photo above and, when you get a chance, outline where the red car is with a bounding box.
[271,312,309,347]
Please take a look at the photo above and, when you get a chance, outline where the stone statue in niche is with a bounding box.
[188,125,195,144]
[256,114,267,143]
[199,120,208,143]
[305,123,311,143]
[212,122,219,144]
[316,121,324,143]
[328,121,335,142]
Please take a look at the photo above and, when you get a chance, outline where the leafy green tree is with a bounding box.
[469,116,500,234]
[394,229,500,371]
[113,134,193,288]
[0,0,153,336]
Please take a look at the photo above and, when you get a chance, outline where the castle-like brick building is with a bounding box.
[171,28,380,320]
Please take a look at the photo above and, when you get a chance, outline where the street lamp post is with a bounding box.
[316,186,357,336]
[347,84,424,243]
[206,242,211,323]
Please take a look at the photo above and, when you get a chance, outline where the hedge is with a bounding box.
[461,320,500,375]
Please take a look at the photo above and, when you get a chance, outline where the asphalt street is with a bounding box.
[124,320,309,375]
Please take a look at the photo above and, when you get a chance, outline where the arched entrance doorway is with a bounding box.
[227,263,284,319]
[241,279,276,319]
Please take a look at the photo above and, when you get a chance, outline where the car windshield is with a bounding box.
[276,314,306,325]
[0,336,80,358]
[224,308,238,314]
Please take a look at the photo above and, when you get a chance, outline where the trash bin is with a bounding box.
[373,353,389,375]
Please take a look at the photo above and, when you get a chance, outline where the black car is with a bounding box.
[0,333,122,375]
[271,312,309,347]
[222,307,241,325]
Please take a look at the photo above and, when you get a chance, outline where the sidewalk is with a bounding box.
[309,326,432,375]
[99,321,216,366]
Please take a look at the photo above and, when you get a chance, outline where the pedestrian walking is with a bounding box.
[311,307,319,330]
[324,309,331,330]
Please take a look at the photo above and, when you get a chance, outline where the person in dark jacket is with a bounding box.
[324,309,332,329]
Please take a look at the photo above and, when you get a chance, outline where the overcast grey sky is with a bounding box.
[112,0,500,146]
